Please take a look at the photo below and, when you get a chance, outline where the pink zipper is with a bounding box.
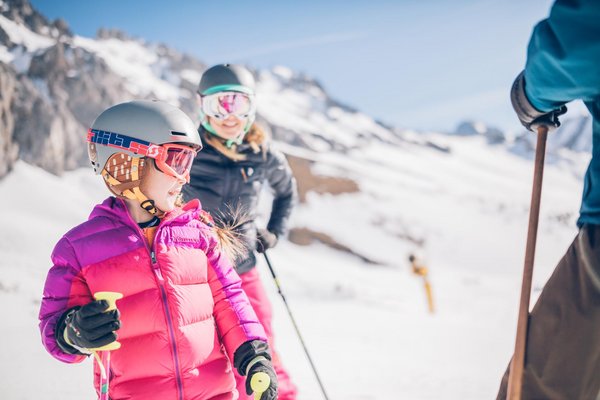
[118,199,185,400]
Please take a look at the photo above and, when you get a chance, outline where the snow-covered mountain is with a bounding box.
[512,113,593,158]
[1,0,591,179]
[0,0,208,176]
[0,0,403,178]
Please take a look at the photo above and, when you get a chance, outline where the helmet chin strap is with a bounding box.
[102,157,164,216]
[201,114,254,148]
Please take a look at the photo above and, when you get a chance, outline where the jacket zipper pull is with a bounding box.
[151,251,164,281]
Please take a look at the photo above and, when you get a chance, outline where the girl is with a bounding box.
[38,100,277,400]
[183,64,298,400]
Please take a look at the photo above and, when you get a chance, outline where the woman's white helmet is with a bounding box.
[197,64,257,145]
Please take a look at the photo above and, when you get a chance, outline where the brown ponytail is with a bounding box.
[198,205,251,263]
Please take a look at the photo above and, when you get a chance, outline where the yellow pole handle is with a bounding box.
[91,292,123,351]
[250,371,271,400]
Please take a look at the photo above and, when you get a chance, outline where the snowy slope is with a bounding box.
[0,130,587,399]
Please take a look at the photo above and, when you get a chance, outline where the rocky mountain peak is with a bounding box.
[2,0,71,38]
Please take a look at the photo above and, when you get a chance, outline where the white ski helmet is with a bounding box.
[87,100,202,214]
[197,64,256,146]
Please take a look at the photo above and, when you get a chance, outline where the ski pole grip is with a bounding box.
[92,292,123,351]
[250,371,270,400]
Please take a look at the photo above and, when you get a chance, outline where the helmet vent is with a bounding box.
[170,131,188,137]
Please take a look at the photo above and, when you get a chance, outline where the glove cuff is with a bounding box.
[234,340,271,376]
[245,355,269,376]
[510,71,544,127]
[55,307,91,356]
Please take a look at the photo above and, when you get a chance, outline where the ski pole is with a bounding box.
[250,371,270,400]
[506,125,548,400]
[423,278,435,314]
[408,254,435,314]
[91,292,123,400]
[262,252,330,400]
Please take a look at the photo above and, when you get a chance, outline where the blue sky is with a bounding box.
[31,0,554,133]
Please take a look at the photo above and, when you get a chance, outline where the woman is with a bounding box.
[38,100,278,400]
[184,64,298,400]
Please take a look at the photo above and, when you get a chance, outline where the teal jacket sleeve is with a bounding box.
[524,0,600,111]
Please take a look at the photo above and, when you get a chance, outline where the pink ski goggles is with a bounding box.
[87,129,200,182]
[201,91,256,120]
[150,143,198,182]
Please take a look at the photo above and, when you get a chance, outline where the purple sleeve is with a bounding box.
[38,236,88,363]
[203,228,267,361]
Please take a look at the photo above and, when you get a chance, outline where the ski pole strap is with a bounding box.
[93,351,107,388]
[245,355,268,376]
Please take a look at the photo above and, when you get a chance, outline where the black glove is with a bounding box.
[245,357,278,400]
[256,228,278,253]
[510,71,567,132]
[56,300,121,354]
[233,340,278,399]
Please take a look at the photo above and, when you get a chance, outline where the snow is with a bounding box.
[0,122,587,399]
[0,44,12,63]
[73,35,182,104]
[10,45,35,73]
[256,69,398,149]
[0,14,55,52]
[181,68,202,85]
[272,65,294,80]
[0,14,57,72]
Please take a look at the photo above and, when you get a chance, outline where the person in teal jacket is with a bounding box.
[498,0,600,398]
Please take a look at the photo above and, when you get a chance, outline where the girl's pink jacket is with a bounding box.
[39,197,266,400]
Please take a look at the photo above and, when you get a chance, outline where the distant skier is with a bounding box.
[497,0,600,398]
[38,100,278,400]
[183,64,298,400]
